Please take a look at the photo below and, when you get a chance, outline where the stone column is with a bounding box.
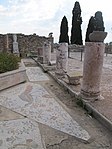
[48,32,54,52]
[43,42,51,64]
[37,47,43,63]
[6,34,9,50]
[4,34,10,52]
[55,43,68,77]
[13,34,19,56]
[80,42,105,100]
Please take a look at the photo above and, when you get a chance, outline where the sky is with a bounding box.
[0,0,112,44]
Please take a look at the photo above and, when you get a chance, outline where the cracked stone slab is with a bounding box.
[26,67,49,81]
[0,118,45,149]
[0,82,90,141]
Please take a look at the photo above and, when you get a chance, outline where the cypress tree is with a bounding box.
[94,11,105,31]
[59,16,69,43]
[85,11,105,42]
[71,1,83,45]
[85,16,95,42]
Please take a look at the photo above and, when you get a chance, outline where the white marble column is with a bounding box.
[55,43,68,76]
[43,42,51,64]
[80,42,105,100]
[13,34,19,56]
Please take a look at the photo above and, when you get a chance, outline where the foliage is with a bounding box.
[85,16,96,42]
[0,53,20,73]
[59,16,69,43]
[94,11,105,31]
[85,11,105,42]
[71,1,83,45]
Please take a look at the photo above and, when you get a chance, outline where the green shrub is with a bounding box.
[0,53,21,73]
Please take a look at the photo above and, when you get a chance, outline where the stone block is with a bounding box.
[49,60,56,65]
[67,72,82,85]
[0,61,26,91]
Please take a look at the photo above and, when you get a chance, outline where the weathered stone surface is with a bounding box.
[13,34,19,56]
[0,118,45,149]
[0,33,53,56]
[81,42,105,100]
[43,42,51,64]
[89,31,107,42]
[26,67,49,81]
[37,47,43,63]
[67,72,82,85]
[0,82,90,141]
[0,61,26,91]
[55,43,68,76]
[13,42,19,53]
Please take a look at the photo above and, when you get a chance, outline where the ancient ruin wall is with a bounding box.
[0,33,53,56]
[0,33,112,54]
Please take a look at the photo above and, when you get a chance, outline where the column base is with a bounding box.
[80,89,101,101]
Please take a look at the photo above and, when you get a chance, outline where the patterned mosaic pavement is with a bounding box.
[0,118,45,149]
[26,67,49,81]
[0,82,90,141]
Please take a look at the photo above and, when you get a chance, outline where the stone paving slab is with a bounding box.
[0,82,90,141]
[0,118,45,149]
[26,67,49,81]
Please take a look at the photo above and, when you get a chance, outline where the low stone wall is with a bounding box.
[54,43,112,54]
[0,33,54,57]
[54,44,85,52]
[0,61,26,91]
[68,44,85,52]
[68,44,112,54]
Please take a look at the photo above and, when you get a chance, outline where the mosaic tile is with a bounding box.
[0,118,45,149]
[0,82,90,141]
[26,67,49,81]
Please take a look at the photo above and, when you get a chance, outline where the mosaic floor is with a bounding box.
[0,66,91,149]
[0,82,90,141]
[26,67,49,81]
[0,118,44,149]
